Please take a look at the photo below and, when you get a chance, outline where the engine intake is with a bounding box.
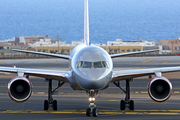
[147,76,172,102]
[8,76,33,103]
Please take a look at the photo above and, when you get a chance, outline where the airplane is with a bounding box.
[0,0,179,117]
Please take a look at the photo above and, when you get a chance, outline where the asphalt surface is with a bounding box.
[1,94,180,120]
[1,77,180,94]
[1,56,180,70]
[1,56,180,119]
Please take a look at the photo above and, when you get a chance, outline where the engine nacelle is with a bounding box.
[8,76,33,103]
[147,76,172,102]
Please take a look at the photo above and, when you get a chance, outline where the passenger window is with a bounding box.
[83,62,92,68]
[94,62,103,68]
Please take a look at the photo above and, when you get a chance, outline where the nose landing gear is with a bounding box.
[86,90,98,117]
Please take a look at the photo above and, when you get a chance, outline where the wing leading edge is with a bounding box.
[12,49,70,60]
[0,67,69,82]
[110,49,159,58]
[112,66,180,82]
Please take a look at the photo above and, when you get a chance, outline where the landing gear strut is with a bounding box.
[114,79,134,110]
[44,79,65,111]
[86,90,98,117]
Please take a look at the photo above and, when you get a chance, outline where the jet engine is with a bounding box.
[8,76,33,103]
[147,76,172,102]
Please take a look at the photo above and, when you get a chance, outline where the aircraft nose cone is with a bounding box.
[73,66,112,91]
[81,68,105,81]
[86,81,102,90]
[74,68,109,90]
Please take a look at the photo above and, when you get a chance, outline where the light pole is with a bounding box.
[57,34,62,54]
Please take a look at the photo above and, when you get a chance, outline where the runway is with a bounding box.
[1,94,180,120]
[1,56,180,119]
[1,56,180,70]
[1,77,180,94]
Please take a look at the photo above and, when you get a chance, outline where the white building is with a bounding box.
[5,38,15,43]
[71,40,84,46]
[28,39,66,48]
[159,46,172,54]
[19,36,26,44]
[107,39,156,46]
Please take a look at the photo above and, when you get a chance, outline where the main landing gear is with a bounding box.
[86,90,98,117]
[44,79,65,111]
[114,79,134,110]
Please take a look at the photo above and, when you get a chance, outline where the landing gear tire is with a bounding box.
[44,100,49,110]
[86,108,91,116]
[120,100,125,110]
[129,100,134,110]
[92,108,98,117]
[114,79,135,111]
[53,100,57,111]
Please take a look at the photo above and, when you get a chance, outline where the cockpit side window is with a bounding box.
[94,61,103,68]
[102,61,108,68]
[77,61,83,68]
[82,61,92,68]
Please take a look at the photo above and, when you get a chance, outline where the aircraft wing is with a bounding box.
[0,67,69,82]
[110,49,159,58]
[112,66,180,82]
[12,49,70,60]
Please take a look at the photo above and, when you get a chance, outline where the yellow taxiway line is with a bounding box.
[141,59,153,63]
[0,62,5,64]
[1,110,180,115]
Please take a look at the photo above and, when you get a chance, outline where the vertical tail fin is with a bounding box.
[84,0,89,45]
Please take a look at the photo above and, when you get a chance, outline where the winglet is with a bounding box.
[84,0,90,45]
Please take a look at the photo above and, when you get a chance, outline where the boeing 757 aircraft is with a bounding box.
[0,0,179,117]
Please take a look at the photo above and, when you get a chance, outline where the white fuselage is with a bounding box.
[67,43,113,91]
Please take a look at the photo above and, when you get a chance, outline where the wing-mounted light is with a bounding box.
[147,76,172,102]
[8,76,33,103]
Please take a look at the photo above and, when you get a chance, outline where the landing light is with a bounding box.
[89,97,95,102]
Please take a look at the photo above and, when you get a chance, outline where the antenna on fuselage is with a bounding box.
[84,0,90,46]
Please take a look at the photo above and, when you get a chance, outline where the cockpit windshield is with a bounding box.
[76,61,108,68]
[83,62,92,68]
[94,62,103,68]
